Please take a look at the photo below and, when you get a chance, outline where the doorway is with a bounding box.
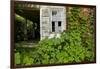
[14,3,40,47]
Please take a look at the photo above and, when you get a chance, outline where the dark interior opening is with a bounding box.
[58,21,61,26]
[52,21,55,32]
[14,3,40,42]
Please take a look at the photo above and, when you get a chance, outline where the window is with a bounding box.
[52,11,57,16]
[58,21,61,26]
[52,21,55,32]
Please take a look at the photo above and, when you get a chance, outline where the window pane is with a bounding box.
[52,21,55,32]
[58,21,61,26]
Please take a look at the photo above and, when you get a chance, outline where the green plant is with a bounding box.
[14,7,95,65]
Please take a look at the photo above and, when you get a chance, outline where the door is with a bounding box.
[40,7,50,40]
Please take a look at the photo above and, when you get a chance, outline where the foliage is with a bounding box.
[14,14,36,42]
[14,14,26,41]
[15,52,20,65]
[15,7,95,65]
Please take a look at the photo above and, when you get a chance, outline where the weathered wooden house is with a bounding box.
[40,6,66,40]
[15,3,66,40]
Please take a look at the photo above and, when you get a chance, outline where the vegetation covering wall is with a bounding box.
[15,6,95,65]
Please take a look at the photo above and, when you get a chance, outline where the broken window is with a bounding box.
[52,21,55,32]
[58,21,61,26]
[52,11,57,16]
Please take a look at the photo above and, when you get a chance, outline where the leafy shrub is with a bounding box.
[15,7,95,65]
[15,52,20,65]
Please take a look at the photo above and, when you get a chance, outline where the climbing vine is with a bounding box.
[15,7,95,65]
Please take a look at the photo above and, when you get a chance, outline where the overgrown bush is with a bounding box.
[15,7,95,65]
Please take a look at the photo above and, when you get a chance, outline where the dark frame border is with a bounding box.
[10,0,96,69]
